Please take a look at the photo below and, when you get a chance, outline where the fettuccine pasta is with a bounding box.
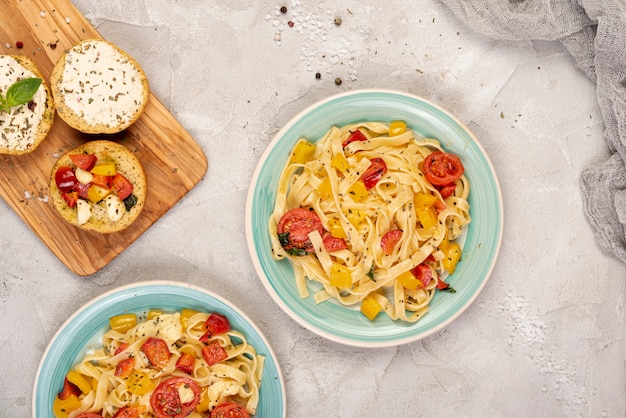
[53,309,264,418]
[269,121,471,323]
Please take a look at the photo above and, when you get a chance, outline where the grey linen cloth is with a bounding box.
[440,0,626,264]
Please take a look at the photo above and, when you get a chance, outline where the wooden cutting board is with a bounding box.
[0,0,208,275]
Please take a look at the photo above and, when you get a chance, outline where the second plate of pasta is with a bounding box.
[246,89,503,347]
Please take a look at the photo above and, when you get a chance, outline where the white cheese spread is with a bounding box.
[0,56,46,151]
[60,41,145,127]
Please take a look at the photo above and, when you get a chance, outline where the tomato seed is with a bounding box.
[334,17,342,26]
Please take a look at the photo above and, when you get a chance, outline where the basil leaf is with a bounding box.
[123,194,138,211]
[4,77,42,108]
[277,232,290,247]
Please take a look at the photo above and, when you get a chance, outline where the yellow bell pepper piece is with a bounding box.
[414,191,437,207]
[196,389,210,413]
[316,177,333,199]
[397,270,422,290]
[147,309,163,320]
[346,209,367,228]
[90,161,116,176]
[331,153,350,172]
[347,180,369,202]
[109,313,137,334]
[290,140,316,164]
[361,294,382,320]
[327,217,347,238]
[329,263,352,288]
[66,370,92,394]
[125,370,156,395]
[53,394,81,418]
[180,308,205,331]
[442,241,462,274]
[416,205,438,229]
[389,120,407,136]
[87,184,111,203]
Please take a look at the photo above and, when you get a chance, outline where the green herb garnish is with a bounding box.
[366,262,375,281]
[123,194,138,211]
[0,78,42,113]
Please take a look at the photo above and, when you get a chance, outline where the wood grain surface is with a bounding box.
[0,0,208,275]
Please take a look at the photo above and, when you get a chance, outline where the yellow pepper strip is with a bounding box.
[442,241,462,274]
[53,394,81,418]
[361,294,382,320]
[66,370,92,394]
[389,120,407,136]
[90,161,116,176]
[331,153,350,172]
[329,263,352,288]
[109,313,137,334]
[327,217,347,239]
[196,388,210,413]
[180,308,206,331]
[316,177,333,200]
[347,180,369,202]
[125,370,156,395]
[414,191,437,207]
[147,309,163,320]
[397,270,422,290]
[416,205,438,229]
[86,184,111,203]
[346,209,366,227]
[290,140,316,164]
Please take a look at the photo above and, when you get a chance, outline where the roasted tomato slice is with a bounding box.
[55,166,78,193]
[322,234,347,252]
[201,340,228,366]
[141,337,171,369]
[114,358,135,378]
[112,405,144,418]
[69,153,97,171]
[175,352,196,375]
[200,312,230,342]
[277,208,323,255]
[61,191,78,209]
[361,158,387,190]
[58,377,81,400]
[113,173,134,200]
[410,263,433,287]
[342,128,367,148]
[75,413,104,418]
[422,152,464,186]
[380,229,403,255]
[210,402,251,418]
[150,377,201,418]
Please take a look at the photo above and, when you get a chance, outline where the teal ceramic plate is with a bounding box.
[246,89,503,347]
[33,281,286,418]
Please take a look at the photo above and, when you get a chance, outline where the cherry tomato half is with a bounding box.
[322,234,347,252]
[69,153,97,171]
[210,402,251,418]
[202,340,228,366]
[75,413,104,418]
[361,158,387,190]
[141,337,171,369]
[150,377,201,418]
[422,152,464,186]
[55,166,78,193]
[342,129,367,148]
[410,263,433,288]
[175,352,196,375]
[113,173,134,200]
[200,312,231,342]
[277,208,323,255]
[380,229,402,255]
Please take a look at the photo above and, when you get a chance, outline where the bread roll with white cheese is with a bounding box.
[0,55,55,155]
[50,39,149,134]
[50,140,147,233]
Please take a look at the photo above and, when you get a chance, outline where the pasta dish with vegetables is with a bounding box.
[53,309,264,418]
[269,121,471,323]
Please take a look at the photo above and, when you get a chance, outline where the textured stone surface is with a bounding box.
[1,1,624,417]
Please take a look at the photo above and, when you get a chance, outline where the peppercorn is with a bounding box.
[280,6,287,13]
[335,77,342,85]
[15,41,23,48]
[315,72,321,79]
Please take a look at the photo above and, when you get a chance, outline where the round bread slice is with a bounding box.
[50,39,149,134]
[0,55,55,155]
[50,140,147,233]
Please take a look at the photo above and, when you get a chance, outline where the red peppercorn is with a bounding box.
[288,21,294,28]
[15,41,24,49]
